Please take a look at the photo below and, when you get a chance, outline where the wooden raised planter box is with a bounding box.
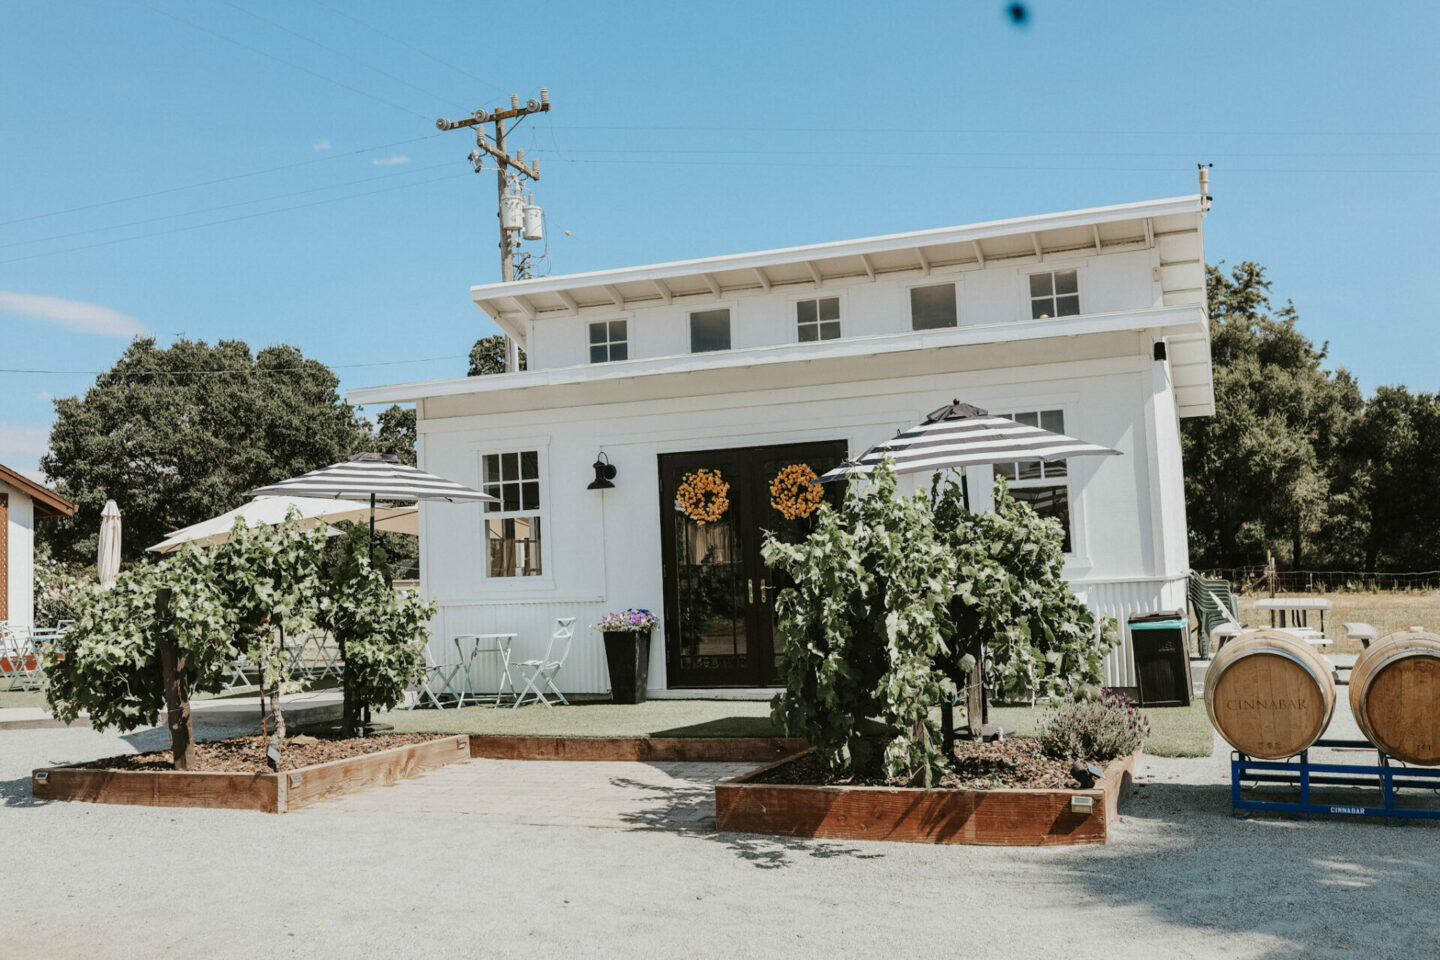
[467,735,808,763]
[715,750,1137,846]
[31,735,473,814]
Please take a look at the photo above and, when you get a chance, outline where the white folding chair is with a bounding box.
[512,617,576,709]
[409,644,460,710]
[223,655,257,692]
[312,635,343,680]
[2,624,42,692]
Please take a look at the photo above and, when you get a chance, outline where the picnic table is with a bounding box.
[1253,597,1331,637]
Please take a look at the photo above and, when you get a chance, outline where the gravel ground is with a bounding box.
[3,709,1438,960]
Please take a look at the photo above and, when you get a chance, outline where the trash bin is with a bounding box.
[1128,611,1192,707]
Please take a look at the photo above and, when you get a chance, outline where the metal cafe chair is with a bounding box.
[512,617,577,709]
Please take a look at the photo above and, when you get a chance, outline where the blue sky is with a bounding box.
[3,0,1438,481]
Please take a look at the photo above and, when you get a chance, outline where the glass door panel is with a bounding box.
[659,440,848,688]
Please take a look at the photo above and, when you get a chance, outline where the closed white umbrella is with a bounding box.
[146,496,418,554]
[97,500,122,588]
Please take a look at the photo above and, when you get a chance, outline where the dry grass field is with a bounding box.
[1233,589,1440,655]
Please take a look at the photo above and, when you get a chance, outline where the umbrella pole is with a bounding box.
[960,468,970,511]
[368,492,376,563]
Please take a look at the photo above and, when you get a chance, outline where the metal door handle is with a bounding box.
[760,579,770,602]
[747,578,754,604]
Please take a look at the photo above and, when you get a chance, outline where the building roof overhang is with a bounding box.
[0,464,78,518]
[470,195,1206,337]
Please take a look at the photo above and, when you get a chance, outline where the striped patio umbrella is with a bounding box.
[246,452,497,537]
[819,400,1120,505]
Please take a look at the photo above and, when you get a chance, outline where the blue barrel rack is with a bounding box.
[1231,738,1440,823]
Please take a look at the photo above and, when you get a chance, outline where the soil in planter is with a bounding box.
[754,737,1089,790]
[76,734,445,773]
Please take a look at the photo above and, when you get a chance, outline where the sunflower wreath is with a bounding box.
[677,468,730,524]
[769,463,825,520]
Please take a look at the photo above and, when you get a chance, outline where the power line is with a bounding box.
[307,0,506,97]
[560,146,1440,160]
[0,171,470,265]
[0,162,453,250]
[127,0,431,119]
[214,0,456,104]
[543,156,1440,175]
[549,123,1440,137]
[0,354,469,377]
[0,133,443,227]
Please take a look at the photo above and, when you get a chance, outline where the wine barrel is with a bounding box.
[1205,629,1336,759]
[1349,629,1440,765]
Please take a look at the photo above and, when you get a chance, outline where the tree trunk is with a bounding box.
[965,634,985,739]
[339,637,357,738]
[158,636,195,771]
[268,626,286,758]
[940,700,954,757]
[269,682,286,747]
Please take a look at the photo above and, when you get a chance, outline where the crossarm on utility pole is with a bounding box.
[436,89,551,374]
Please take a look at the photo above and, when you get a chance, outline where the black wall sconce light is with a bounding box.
[587,452,617,490]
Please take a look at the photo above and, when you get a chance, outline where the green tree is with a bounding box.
[763,463,1114,786]
[1347,386,1440,570]
[763,463,953,784]
[40,338,372,564]
[468,334,526,376]
[208,514,328,759]
[372,405,417,466]
[930,474,1114,714]
[319,525,436,735]
[1181,263,1364,568]
[45,545,237,767]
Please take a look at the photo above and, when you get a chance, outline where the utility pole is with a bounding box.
[437,89,551,372]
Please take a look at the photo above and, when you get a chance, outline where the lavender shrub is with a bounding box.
[1037,690,1151,761]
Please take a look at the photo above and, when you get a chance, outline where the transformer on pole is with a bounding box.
[437,88,550,372]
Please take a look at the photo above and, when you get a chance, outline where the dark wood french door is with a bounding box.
[658,440,848,688]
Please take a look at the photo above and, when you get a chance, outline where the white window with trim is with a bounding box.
[995,409,1073,552]
[796,296,841,342]
[1028,269,1080,319]
[910,282,957,330]
[589,320,627,363]
[482,451,543,578]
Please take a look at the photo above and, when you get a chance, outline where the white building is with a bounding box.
[1,464,77,630]
[351,193,1213,696]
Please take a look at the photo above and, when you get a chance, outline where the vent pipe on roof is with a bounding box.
[1198,163,1213,214]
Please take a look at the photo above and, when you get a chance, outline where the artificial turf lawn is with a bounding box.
[990,699,1214,758]
[378,696,1215,757]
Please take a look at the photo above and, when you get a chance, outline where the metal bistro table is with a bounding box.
[450,633,519,707]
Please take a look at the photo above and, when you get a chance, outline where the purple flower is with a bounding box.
[596,608,658,632]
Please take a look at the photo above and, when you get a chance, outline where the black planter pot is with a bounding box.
[603,630,652,704]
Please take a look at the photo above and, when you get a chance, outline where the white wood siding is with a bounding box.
[529,248,1162,370]
[416,351,1183,693]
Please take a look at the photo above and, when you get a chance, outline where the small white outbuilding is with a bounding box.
[351,194,1215,697]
